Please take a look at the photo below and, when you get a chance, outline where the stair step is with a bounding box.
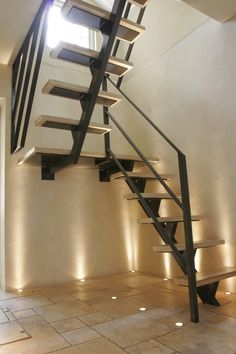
[139,215,202,224]
[111,172,172,180]
[175,266,236,287]
[123,193,181,200]
[42,79,122,107]
[35,115,112,135]
[18,147,159,166]
[62,0,145,44]
[154,239,225,253]
[51,42,133,77]
[128,0,149,8]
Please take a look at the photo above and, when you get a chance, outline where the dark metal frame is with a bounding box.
[105,78,199,323]
[11,0,53,153]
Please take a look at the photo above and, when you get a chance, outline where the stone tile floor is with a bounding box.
[0,272,235,353]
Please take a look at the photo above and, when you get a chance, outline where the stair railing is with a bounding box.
[107,76,199,323]
[11,0,53,153]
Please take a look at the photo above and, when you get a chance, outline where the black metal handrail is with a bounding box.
[106,77,199,323]
[11,0,53,153]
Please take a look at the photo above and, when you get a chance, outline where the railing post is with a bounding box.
[178,152,199,323]
[102,76,110,159]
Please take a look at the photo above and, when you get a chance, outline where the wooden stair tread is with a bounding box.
[139,215,202,224]
[18,147,159,166]
[111,172,172,180]
[128,0,149,8]
[62,0,145,43]
[154,239,225,253]
[124,193,181,200]
[42,79,122,107]
[35,115,112,135]
[175,266,236,287]
[51,42,133,77]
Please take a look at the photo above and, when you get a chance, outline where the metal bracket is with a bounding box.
[197,281,220,306]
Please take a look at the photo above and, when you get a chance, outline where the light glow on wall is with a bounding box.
[47,4,90,49]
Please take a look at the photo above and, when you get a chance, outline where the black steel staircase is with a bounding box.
[11,0,236,323]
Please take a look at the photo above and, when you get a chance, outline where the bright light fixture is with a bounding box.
[17,289,23,293]
[47,4,90,49]
[80,279,86,282]
[225,291,231,295]
[175,322,184,327]
[164,278,168,281]
[112,296,117,300]
[131,270,135,273]
[139,307,147,312]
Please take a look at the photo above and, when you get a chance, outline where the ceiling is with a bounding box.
[0,0,42,65]
[182,0,236,22]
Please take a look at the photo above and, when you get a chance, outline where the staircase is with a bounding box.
[12,0,236,323]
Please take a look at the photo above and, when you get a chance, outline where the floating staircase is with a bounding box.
[12,0,236,323]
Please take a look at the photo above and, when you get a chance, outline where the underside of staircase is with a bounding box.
[11,0,236,323]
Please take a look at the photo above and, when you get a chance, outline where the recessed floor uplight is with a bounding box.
[175,322,184,327]
[131,270,135,273]
[139,307,147,312]
[17,289,23,293]
[80,279,86,282]
[112,296,117,300]
[225,291,231,295]
[164,278,168,281]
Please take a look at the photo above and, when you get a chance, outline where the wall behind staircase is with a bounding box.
[121,0,236,291]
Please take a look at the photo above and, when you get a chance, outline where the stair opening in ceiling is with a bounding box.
[46,0,97,50]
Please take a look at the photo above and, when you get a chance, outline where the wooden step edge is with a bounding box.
[42,79,122,107]
[62,0,110,22]
[62,0,145,43]
[153,239,225,253]
[139,215,202,224]
[128,0,149,8]
[18,147,71,166]
[51,42,134,77]
[35,115,112,135]
[123,193,181,200]
[18,147,158,166]
[174,266,236,287]
[111,172,172,180]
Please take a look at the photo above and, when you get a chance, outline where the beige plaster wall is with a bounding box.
[121,0,236,291]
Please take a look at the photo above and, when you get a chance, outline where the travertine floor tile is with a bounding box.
[126,338,175,353]
[159,322,236,353]
[37,284,82,298]
[79,311,112,325]
[115,275,164,288]
[92,296,152,319]
[51,317,85,333]
[93,308,173,348]
[133,292,189,312]
[62,326,101,345]
[0,295,52,312]
[0,321,30,345]
[13,309,35,319]
[0,316,69,354]
[0,309,8,324]
[0,290,17,301]
[34,300,95,322]
[74,287,142,304]
[50,337,126,353]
